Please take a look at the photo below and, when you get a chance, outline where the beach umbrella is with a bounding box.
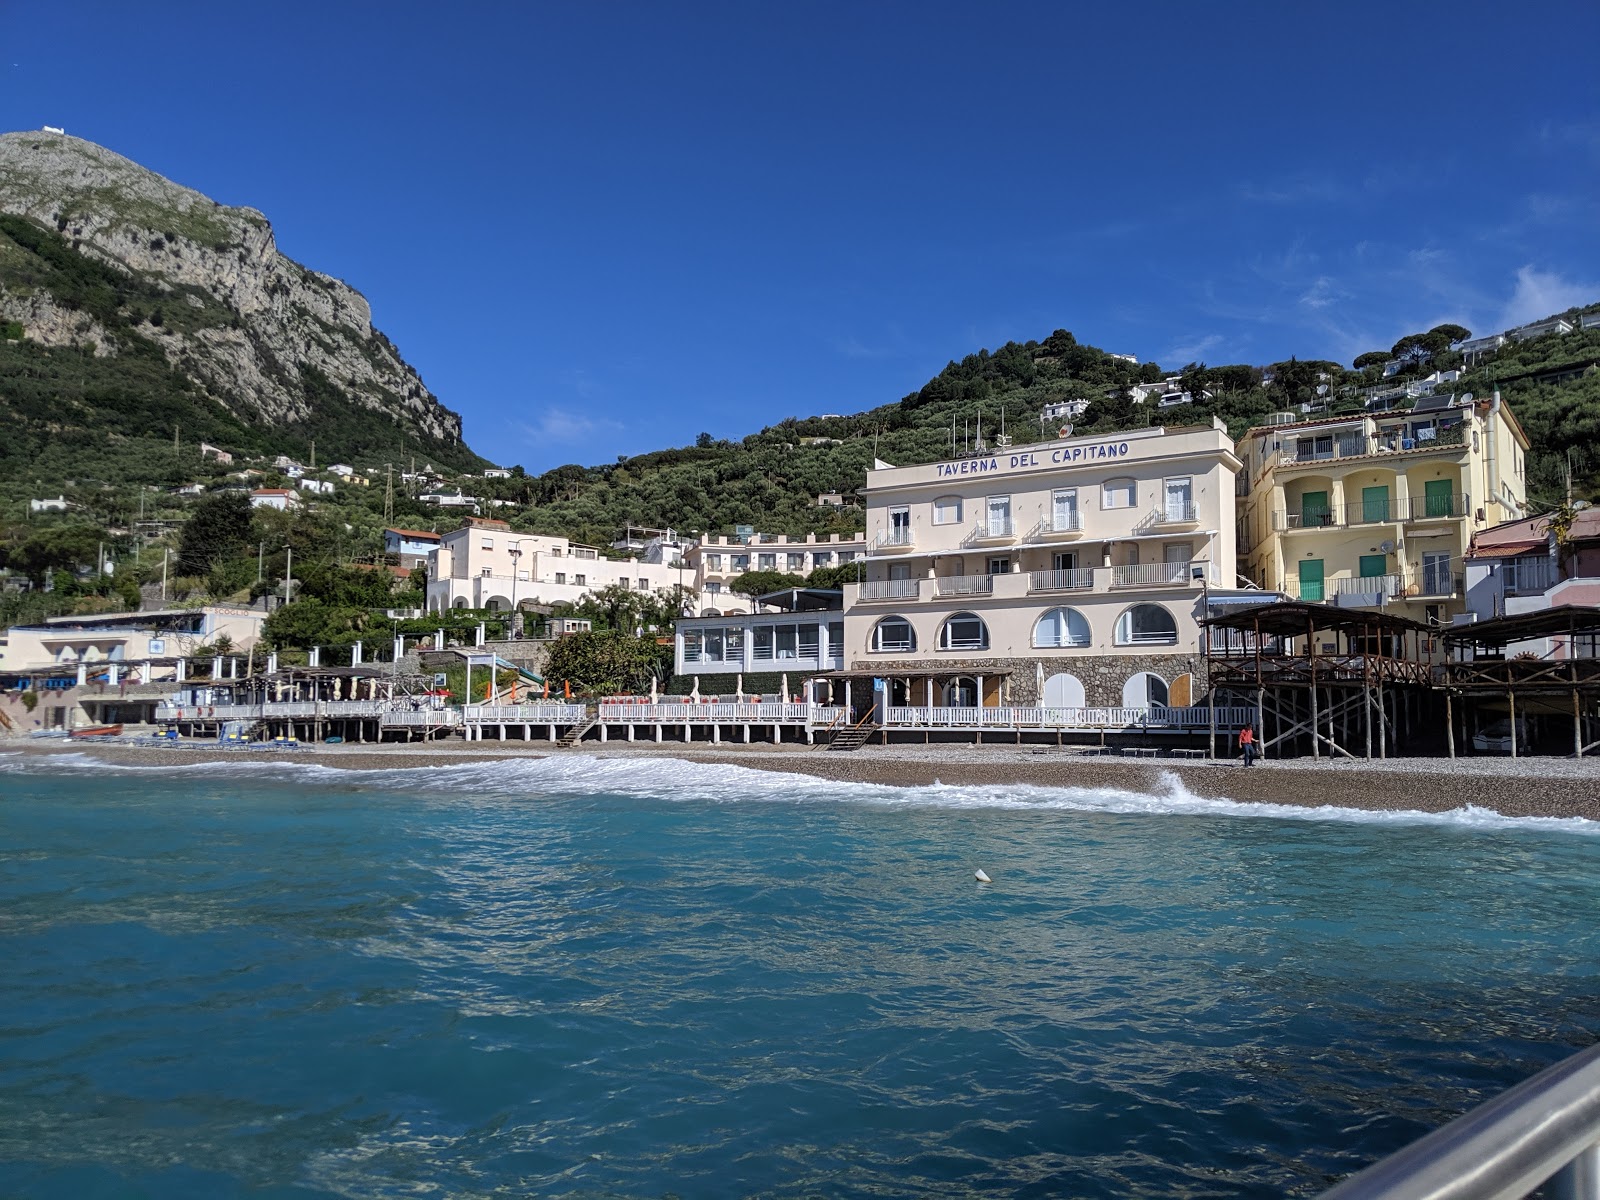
[1036,660,1045,704]
[690,676,701,702]
[735,673,744,702]
[650,674,658,703]
[543,678,549,699]
[564,679,571,700]
[780,672,789,702]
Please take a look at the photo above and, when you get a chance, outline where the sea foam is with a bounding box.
[3,748,1594,836]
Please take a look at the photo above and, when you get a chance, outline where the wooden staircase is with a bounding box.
[555,716,599,748]
[826,725,876,752]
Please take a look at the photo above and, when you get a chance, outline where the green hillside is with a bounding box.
[497,315,1599,546]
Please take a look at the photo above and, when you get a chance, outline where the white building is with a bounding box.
[298,478,336,495]
[839,420,1244,711]
[675,588,845,681]
[250,488,301,510]
[419,491,481,514]
[1509,317,1574,342]
[425,517,735,614]
[0,606,267,674]
[29,496,70,514]
[684,531,870,599]
[1041,398,1090,424]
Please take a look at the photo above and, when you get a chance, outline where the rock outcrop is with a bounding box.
[0,130,469,449]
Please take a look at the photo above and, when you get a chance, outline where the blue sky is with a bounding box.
[4,1,1598,471]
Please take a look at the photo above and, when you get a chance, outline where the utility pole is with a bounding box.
[173,424,179,452]
[283,546,293,606]
[309,439,316,470]
[383,464,395,526]
[161,548,169,602]
[257,540,265,584]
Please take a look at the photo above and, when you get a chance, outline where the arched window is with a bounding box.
[870,616,916,653]
[1033,607,1090,648]
[1041,672,1086,709]
[1115,603,1177,645]
[1122,672,1169,709]
[451,597,468,609]
[939,611,989,651]
[1102,477,1138,509]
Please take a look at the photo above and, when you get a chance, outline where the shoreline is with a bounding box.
[9,739,1600,821]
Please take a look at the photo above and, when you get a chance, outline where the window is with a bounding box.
[707,581,722,594]
[1102,478,1137,509]
[939,611,989,651]
[839,551,857,564]
[554,572,566,584]
[1034,607,1090,648]
[706,554,722,571]
[1164,477,1193,521]
[758,554,776,570]
[787,554,805,571]
[1052,489,1078,531]
[481,537,494,549]
[574,574,587,586]
[870,616,916,653]
[890,506,911,531]
[933,495,963,525]
[1115,604,1177,645]
[986,495,1011,535]
[987,557,1011,576]
[683,630,702,662]
[813,551,832,566]
[517,570,530,582]
[732,555,749,571]
[638,578,650,590]
[481,566,493,577]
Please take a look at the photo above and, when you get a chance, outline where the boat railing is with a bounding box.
[1315,1041,1600,1200]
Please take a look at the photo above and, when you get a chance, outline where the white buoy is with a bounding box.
[974,869,992,884]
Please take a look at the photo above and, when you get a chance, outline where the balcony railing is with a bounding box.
[1275,492,1470,531]
[1155,503,1199,524]
[1029,568,1096,592]
[1111,561,1202,588]
[1328,574,1405,600]
[935,573,995,597]
[962,519,1016,545]
[857,578,920,601]
[1024,513,1084,540]
[872,528,915,552]
[1405,492,1469,521]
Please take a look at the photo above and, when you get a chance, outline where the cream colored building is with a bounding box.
[839,420,1242,711]
[425,518,740,614]
[0,605,266,675]
[1237,393,1529,622]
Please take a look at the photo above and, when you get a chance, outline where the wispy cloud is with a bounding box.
[1498,265,1600,329]
[1162,333,1225,364]
[517,409,623,445]
[1298,276,1348,310]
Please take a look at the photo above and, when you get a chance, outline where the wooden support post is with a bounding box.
[1508,689,1518,758]
[1256,686,1266,760]
[1377,680,1387,759]
[1366,686,1374,760]
[1445,690,1455,759]
[1310,684,1321,759]
[1575,689,1583,759]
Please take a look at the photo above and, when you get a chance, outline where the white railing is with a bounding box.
[597,701,814,723]
[156,700,391,721]
[873,528,915,551]
[1329,574,1405,598]
[1025,514,1084,539]
[1111,561,1202,587]
[857,578,920,600]
[1158,503,1199,523]
[382,709,463,727]
[1029,568,1095,592]
[936,574,995,597]
[963,520,1016,544]
[883,705,1255,730]
[465,704,587,723]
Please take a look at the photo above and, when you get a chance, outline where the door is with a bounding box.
[1300,490,1331,527]
[1299,558,1325,602]
[1361,485,1390,523]
[987,556,1011,577]
[890,506,911,536]
[1164,478,1193,521]
[1422,551,1452,595]
[1423,479,1454,518]
[1052,551,1077,572]
[1053,489,1078,531]
[1163,542,1192,583]
[1042,672,1085,710]
[986,495,1011,536]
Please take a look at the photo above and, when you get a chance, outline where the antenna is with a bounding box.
[383,463,395,525]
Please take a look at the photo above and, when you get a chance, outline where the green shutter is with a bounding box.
[1361,486,1390,523]
[1300,491,1331,527]
[1298,558,1325,601]
[1359,554,1387,578]
[1424,479,1454,517]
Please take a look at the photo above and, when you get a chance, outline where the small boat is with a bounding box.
[69,724,124,738]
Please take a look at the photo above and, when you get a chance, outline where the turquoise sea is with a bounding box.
[2,753,1598,1199]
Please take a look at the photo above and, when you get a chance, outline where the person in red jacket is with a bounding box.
[1239,724,1258,766]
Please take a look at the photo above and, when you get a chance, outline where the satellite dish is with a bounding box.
[1058,424,1074,438]
[1379,541,1394,553]
[1460,392,1473,404]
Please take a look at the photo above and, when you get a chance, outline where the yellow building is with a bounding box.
[1238,393,1529,622]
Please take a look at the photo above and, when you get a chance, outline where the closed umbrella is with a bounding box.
[690,676,700,702]
[780,673,790,703]
[735,673,744,702]
[649,674,658,703]
[1036,660,1046,705]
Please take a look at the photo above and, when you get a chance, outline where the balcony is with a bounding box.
[962,519,1017,547]
[1028,568,1096,593]
[1404,492,1469,524]
[1111,561,1203,588]
[1023,513,1084,541]
[857,578,921,601]
[935,573,995,597]
[871,528,916,554]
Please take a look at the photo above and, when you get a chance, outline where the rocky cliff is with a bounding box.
[0,130,476,463]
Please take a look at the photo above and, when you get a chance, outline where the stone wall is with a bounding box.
[847,652,1205,706]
